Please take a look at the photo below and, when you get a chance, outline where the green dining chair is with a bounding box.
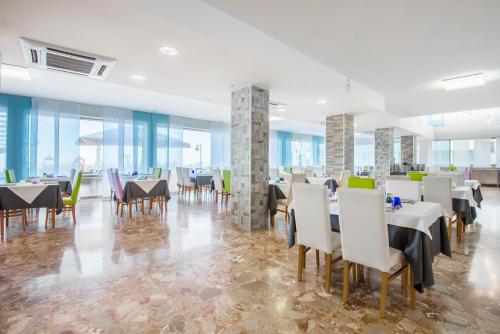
[61,171,82,225]
[222,169,231,203]
[153,167,162,178]
[449,165,457,171]
[5,169,16,183]
[347,176,375,189]
[408,171,427,181]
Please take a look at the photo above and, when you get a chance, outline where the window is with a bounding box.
[354,132,374,171]
[432,140,450,166]
[450,139,474,167]
[474,138,495,167]
[79,117,103,174]
[394,137,401,165]
[0,106,6,177]
[35,112,56,175]
[182,128,211,170]
[291,136,313,167]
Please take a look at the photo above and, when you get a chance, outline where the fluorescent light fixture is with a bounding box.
[442,73,485,91]
[159,46,179,56]
[130,74,146,81]
[317,99,327,104]
[1,63,31,81]
[270,116,283,122]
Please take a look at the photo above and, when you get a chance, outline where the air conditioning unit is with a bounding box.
[20,38,116,79]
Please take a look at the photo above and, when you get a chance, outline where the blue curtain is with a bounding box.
[133,111,169,173]
[151,113,169,169]
[277,131,292,167]
[1,94,31,179]
[312,136,324,166]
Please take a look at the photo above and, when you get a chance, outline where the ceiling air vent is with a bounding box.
[20,38,115,79]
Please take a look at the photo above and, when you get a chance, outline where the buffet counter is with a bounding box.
[470,168,500,187]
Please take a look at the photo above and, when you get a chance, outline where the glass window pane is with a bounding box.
[432,140,450,166]
[36,113,56,175]
[182,128,211,170]
[79,117,103,174]
[354,132,375,171]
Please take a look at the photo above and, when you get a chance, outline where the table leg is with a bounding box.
[409,266,416,309]
[51,209,56,229]
[270,214,275,227]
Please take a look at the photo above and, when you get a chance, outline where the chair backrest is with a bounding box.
[339,170,351,187]
[337,188,391,272]
[111,170,124,200]
[68,171,83,204]
[292,183,334,253]
[213,168,224,191]
[291,173,307,183]
[408,171,427,181]
[153,167,162,179]
[444,171,464,187]
[5,169,16,183]
[182,168,191,186]
[222,170,231,193]
[347,177,375,189]
[292,166,302,174]
[423,176,453,217]
[269,168,279,180]
[386,175,409,180]
[304,166,313,178]
[386,179,421,201]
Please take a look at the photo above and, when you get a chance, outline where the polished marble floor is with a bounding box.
[0,188,500,333]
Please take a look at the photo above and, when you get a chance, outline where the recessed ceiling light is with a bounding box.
[159,46,179,56]
[277,108,286,112]
[442,73,485,91]
[317,99,327,104]
[270,116,283,122]
[131,74,146,81]
[1,63,31,81]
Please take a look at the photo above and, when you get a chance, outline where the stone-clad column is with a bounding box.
[325,114,354,177]
[231,85,269,230]
[401,135,416,165]
[375,128,394,184]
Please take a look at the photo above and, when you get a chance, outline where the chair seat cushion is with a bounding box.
[388,247,404,269]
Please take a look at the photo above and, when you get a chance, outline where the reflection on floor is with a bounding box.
[0,188,499,333]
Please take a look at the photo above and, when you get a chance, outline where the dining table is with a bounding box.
[288,200,451,307]
[0,183,64,235]
[27,176,73,195]
[122,179,170,205]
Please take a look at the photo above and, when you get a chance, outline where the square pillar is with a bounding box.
[401,135,416,165]
[231,85,269,230]
[325,114,354,177]
[375,128,394,184]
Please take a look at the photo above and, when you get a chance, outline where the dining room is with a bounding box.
[1,0,500,332]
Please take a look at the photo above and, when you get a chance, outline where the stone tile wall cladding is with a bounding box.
[375,128,394,185]
[230,85,269,230]
[325,114,354,178]
[401,135,416,165]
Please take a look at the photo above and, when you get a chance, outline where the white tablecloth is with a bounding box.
[464,180,481,190]
[452,186,478,207]
[328,201,444,239]
[5,184,49,204]
[132,180,160,194]
[307,177,330,185]
[269,181,291,198]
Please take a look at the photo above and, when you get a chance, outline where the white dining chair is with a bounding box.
[313,166,323,177]
[212,168,227,204]
[276,183,293,222]
[293,183,342,293]
[175,167,183,193]
[423,176,455,241]
[339,170,351,187]
[385,179,421,202]
[269,168,279,180]
[291,173,307,183]
[337,187,409,317]
[292,166,302,174]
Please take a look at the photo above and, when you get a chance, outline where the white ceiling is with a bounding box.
[204,0,500,117]
[0,0,384,136]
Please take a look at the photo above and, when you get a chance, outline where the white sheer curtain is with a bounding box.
[475,138,494,167]
[30,98,80,176]
[168,116,184,189]
[210,121,230,169]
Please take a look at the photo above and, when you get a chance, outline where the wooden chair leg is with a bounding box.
[297,245,305,281]
[380,272,389,317]
[325,253,332,293]
[21,210,26,231]
[129,201,133,219]
[316,249,320,267]
[5,210,9,227]
[447,218,452,243]
[115,200,119,215]
[343,261,350,303]
[51,209,56,229]
[401,263,408,297]
[457,211,463,241]
[0,210,4,236]
[71,205,76,224]
[120,202,124,217]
